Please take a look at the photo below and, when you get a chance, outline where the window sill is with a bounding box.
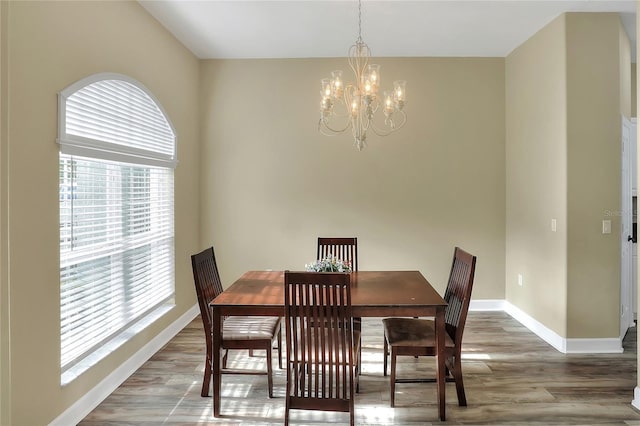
[61,303,174,386]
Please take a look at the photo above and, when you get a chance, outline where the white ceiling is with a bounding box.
[139,0,637,60]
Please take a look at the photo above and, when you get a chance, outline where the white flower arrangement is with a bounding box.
[305,255,353,273]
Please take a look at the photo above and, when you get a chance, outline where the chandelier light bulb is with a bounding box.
[321,78,331,98]
[384,91,394,114]
[331,70,344,99]
[394,80,406,109]
[351,99,359,116]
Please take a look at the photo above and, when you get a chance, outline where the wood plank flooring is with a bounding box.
[80,312,640,425]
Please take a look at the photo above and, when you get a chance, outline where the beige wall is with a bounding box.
[566,13,628,338]
[506,13,630,339]
[199,57,506,300]
[0,1,9,424]
[633,63,637,117]
[506,15,568,336]
[621,24,633,120]
[3,1,200,424]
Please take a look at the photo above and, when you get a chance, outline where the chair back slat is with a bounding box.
[284,271,354,404]
[443,247,477,344]
[191,247,224,331]
[317,237,358,272]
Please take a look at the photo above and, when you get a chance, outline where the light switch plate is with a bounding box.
[602,219,612,234]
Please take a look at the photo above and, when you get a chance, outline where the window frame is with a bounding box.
[57,73,177,384]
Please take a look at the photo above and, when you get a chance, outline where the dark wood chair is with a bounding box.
[382,247,477,407]
[317,237,358,272]
[191,246,282,398]
[284,271,360,426]
[316,237,361,371]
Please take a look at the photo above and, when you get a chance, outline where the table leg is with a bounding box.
[212,306,222,417]
[436,307,446,421]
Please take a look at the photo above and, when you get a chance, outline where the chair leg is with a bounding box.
[383,337,388,376]
[355,355,360,394]
[355,318,362,377]
[451,355,467,406]
[284,395,290,426]
[413,317,419,359]
[201,350,212,397]
[277,328,283,369]
[390,348,397,407]
[266,345,274,398]
[350,396,355,426]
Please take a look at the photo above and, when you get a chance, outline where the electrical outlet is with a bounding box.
[551,218,557,232]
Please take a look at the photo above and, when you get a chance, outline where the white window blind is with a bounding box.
[58,73,176,374]
[59,74,176,167]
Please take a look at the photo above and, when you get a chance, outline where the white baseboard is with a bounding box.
[564,337,623,354]
[49,304,199,426]
[633,387,640,411]
[471,299,623,354]
[502,301,567,352]
[469,299,506,311]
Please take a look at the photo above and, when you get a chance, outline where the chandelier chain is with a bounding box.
[357,0,362,44]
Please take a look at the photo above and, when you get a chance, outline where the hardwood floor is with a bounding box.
[80,312,640,425]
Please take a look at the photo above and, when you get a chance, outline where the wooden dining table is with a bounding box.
[209,270,449,421]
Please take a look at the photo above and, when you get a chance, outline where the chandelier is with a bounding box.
[318,0,406,151]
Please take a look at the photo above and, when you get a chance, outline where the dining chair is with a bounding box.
[316,237,362,372]
[382,247,477,407]
[191,246,282,398]
[283,271,360,426]
[317,237,358,272]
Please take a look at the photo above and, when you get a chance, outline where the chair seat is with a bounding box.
[223,316,281,340]
[382,318,455,348]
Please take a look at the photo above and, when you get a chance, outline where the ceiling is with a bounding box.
[139,0,637,60]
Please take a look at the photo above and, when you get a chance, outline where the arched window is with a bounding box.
[58,73,176,382]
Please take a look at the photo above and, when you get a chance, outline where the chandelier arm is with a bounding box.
[319,117,352,135]
[319,127,350,137]
[319,86,359,135]
[367,99,380,120]
[368,110,407,137]
[348,42,370,85]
